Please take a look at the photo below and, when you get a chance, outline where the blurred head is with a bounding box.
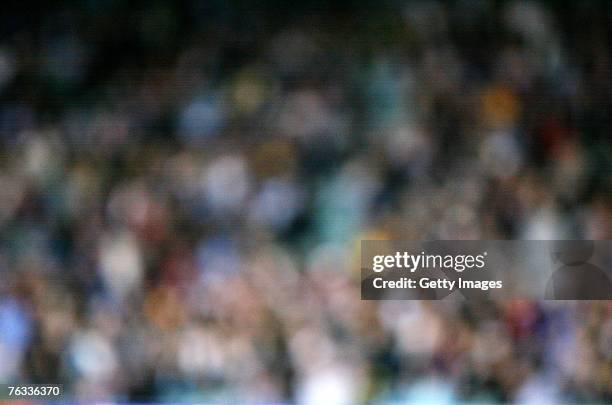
[550,240,594,265]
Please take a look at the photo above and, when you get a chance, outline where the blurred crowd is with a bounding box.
[0,0,611,403]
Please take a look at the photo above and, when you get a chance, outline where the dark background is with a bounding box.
[0,0,611,402]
